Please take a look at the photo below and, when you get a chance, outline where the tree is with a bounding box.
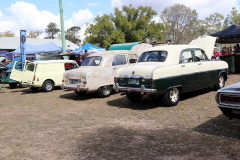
[45,22,60,39]
[84,4,165,48]
[0,31,15,37]
[226,7,240,27]
[160,4,198,44]
[27,31,42,38]
[65,26,81,45]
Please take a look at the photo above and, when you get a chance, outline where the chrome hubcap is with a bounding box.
[219,76,224,88]
[46,83,53,91]
[102,86,110,95]
[170,88,179,103]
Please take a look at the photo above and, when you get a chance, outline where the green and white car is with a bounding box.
[113,36,228,106]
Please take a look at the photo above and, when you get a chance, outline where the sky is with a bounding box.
[0,0,240,43]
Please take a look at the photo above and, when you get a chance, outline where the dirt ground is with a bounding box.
[1,74,240,160]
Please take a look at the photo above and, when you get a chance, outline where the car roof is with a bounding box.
[87,50,130,58]
[31,60,76,64]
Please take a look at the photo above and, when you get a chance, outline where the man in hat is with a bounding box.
[82,49,89,61]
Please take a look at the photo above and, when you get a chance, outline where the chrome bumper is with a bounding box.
[113,83,157,95]
[61,83,89,92]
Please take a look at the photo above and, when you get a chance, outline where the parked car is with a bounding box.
[10,60,79,91]
[113,36,228,106]
[216,81,240,119]
[61,43,152,97]
[1,57,22,87]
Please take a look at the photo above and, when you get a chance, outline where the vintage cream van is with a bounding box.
[10,60,79,92]
[113,36,229,106]
[61,43,152,97]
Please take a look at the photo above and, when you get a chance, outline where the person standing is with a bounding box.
[82,49,89,61]
[236,44,240,54]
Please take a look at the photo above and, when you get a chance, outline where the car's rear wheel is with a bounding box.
[163,87,180,107]
[42,80,54,92]
[213,74,225,91]
[30,87,39,91]
[126,93,143,102]
[9,83,17,88]
[97,85,112,98]
[75,91,87,95]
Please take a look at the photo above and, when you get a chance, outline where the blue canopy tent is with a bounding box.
[7,42,71,60]
[0,50,8,57]
[71,42,105,54]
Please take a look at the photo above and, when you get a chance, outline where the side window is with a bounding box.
[15,62,24,71]
[25,62,35,72]
[112,55,126,66]
[64,63,79,70]
[128,54,138,63]
[194,50,208,61]
[180,50,193,63]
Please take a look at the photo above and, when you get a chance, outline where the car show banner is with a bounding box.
[20,30,26,64]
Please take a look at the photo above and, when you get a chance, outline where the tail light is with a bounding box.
[150,78,154,85]
[83,81,87,85]
[114,77,116,83]
[33,75,36,81]
[62,79,64,82]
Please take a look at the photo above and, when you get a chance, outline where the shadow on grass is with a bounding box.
[59,90,99,101]
[194,114,240,139]
[75,126,240,159]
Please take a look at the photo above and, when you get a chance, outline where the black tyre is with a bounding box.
[162,87,180,107]
[30,87,39,91]
[126,93,143,102]
[97,85,112,98]
[9,83,17,88]
[75,91,87,95]
[42,80,54,92]
[213,74,225,91]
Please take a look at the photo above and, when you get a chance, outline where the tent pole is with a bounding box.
[59,0,66,54]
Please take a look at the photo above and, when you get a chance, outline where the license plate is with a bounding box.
[71,80,79,84]
[128,79,139,84]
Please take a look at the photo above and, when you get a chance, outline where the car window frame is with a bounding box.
[179,49,194,64]
[193,49,209,62]
[112,54,127,66]
[81,56,102,66]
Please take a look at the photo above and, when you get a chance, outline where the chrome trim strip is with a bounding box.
[113,83,157,95]
[61,83,89,92]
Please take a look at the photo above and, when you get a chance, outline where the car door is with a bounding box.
[9,61,24,82]
[179,50,200,92]
[21,61,36,84]
[112,54,128,76]
[194,49,213,87]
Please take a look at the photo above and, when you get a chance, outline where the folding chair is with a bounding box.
[0,84,6,93]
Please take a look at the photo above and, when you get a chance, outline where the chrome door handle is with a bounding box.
[112,67,116,69]
[181,65,185,67]
[198,63,202,65]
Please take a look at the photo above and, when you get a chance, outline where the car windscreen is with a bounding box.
[81,56,102,66]
[138,51,168,62]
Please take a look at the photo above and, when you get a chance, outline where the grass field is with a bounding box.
[0,74,240,159]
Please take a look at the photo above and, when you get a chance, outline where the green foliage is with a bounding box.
[84,4,165,48]
[27,31,42,38]
[0,31,15,37]
[65,26,81,45]
[226,7,240,26]
[160,4,199,44]
[45,22,60,39]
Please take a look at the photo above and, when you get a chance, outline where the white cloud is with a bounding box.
[110,0,239,19]
[86,2,101,7]
[0,1,93,41]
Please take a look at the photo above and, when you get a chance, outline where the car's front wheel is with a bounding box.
[42,80,54,92]
[126,93,143,102]
[213,74,225,91]
[97,85,112,98]
[163,87,180,107]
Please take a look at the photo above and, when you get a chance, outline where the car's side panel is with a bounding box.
[197,61,214,87]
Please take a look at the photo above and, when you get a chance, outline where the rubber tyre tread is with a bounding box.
[42,80,54,92]
[126,93,143,102]
[97,86,112,98]
[213,74,225,91]
[162,88,180,107]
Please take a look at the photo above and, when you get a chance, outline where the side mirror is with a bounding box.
[129,59,136,63]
